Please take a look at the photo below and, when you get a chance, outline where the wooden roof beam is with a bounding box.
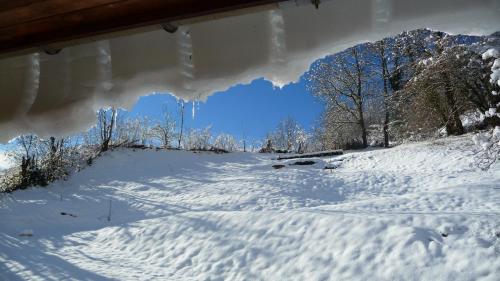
[0,0,285,58]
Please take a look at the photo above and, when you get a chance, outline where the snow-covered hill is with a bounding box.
[1,136,499,280]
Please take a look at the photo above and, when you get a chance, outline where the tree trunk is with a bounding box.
[444,85,464,135]
[358,106,368,148]
[375,41,392,148]
[383,111,389,147]
[100,108,116,152]
[353,47,368,148]
[382,62,390,148]
[101,139,110,152]
[21,156,29,188]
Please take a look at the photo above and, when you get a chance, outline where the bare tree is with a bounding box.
[370,40,393,147]
[307,46,372,148]
[45,137,64,182]
[183,126,212,150]
[16,135,39,188]
[151,105,176,148]
[267,117,309,153]
[3,135,79,191]
[177,100,185,149]
[114,114,150,146]
[213,133,238,152]
[18,135,37,162]
[400,42,498,136]
[97,107,117,152]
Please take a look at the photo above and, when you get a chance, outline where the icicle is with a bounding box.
[16,53,40,117]
[177,27,194,94]
[268,9,288,88]
[372,0,392,32]
[269,9,287,64]
[97,40,113,93]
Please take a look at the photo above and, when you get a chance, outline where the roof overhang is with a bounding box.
[0,0,499,142]
[0,0,285,58]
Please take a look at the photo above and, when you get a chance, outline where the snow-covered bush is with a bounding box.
[481,48,500,126]
[115,115,153,147]
[150,106,177,148]
[1,135,84,192]
[183,126,212,150]
[265,117,313,153]
[473,126,500,170]
[213,133,239,152]
[473,48,500,169]
[150,117,176,149]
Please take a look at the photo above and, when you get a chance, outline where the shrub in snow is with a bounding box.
[149,106,177,148]
[183,126,213,151]
[482,48,500,61]
[473,126,500,170]
[0,135,90,192]
[471,48,500,169]
[259,138,275,153]
[481,47,500,126]
[213,134,239,152]
[460,110,485,132]
[264,117,313,153]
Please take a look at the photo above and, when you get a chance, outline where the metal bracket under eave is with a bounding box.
[161,23,179,33]
[42,47,63,55]
[311,0,320,9]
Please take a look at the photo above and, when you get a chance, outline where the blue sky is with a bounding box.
[126,77,323,141]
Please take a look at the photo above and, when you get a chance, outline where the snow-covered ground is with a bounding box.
[1,136,499,280]
[0,152,13,171]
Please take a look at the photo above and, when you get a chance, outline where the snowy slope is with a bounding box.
[1,136,499,280]
[0,153,12,171]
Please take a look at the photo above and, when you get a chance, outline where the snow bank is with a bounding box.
[0,0,499,142]
[0,153,13,171]
[1,137,499,280]
[483,48,500,60]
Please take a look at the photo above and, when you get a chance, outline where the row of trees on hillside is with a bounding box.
[2,107,324,192]
[87,103,182,152]
[307,29,500,149]
[0,101,243,192]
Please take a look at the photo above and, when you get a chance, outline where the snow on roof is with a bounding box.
[0,0,499,142]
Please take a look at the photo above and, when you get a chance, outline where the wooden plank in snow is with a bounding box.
[277,150,343,160]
